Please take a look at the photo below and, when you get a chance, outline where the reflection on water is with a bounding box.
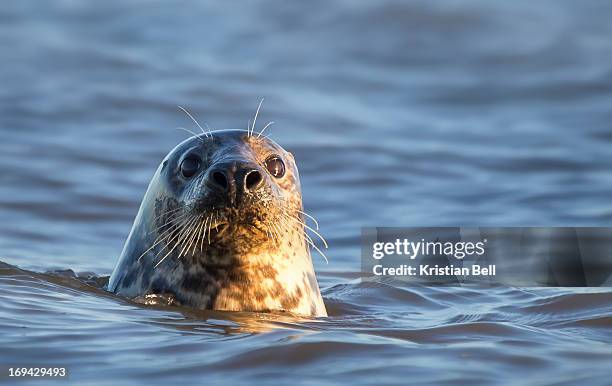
[1,0,611,384]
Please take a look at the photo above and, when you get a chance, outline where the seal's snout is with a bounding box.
[207,161,265,206]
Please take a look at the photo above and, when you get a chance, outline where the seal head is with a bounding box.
[108,130,327,317]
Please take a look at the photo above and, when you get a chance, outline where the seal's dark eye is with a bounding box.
[265,156,285,178]
[180,156,201,178]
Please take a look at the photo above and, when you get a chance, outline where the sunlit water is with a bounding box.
[1,1,611,385]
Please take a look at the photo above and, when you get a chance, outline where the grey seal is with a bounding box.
[107,126,327,317]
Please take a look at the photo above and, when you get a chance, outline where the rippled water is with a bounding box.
[1,1,611,385]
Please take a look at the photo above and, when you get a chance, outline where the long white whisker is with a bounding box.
[152,226,186,266]
[192,215,206,253]
[207,210,215,244]
[178,105,210,138]
[273,222,285,247]
[154,215,198,267]
[282,213,324,242]
[149,210,191,234]
[297,210,320,230]
[201,215,210,251]
[171,216,198,252]
[188,214,206,256]
[188,215,204,256]
[138,210,196,262]
[269,223,281,246]
[137,221,182,262]
[155,215,196,259]
[150,220,184,246]
[285,215,329,249]
[250,98,264,137]
[257,121,274,138]
[153,206,184,220]
[305,237,329,264]
[176,127,205,142]
[180,216,202,258]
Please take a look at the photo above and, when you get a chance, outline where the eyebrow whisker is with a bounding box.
[250,98,264,137]
[177,105,211,138]
[257,121,274,139]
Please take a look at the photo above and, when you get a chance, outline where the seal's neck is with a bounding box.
[213,232,327,317]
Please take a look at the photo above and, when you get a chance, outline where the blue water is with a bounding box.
[0,1,611,385]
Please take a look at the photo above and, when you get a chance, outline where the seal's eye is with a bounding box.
[265,156,285,178]
[180,156,201,178]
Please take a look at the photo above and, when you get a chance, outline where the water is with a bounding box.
[1,1,611,384]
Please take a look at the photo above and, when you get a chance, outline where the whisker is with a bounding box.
[200,215,210,251]
[190,214,207,255]
[270,223,281,246]
[137,221,181,262]
[152,206,184,221]
[170,215,198,252]
[250,98,264,137]
[204,122,213,138]
[149,220,184,247]
[256,121,274,139]
[297,209,320,230]
[279,211,330,264]
[285,215,329,249]
[177,105,210,138]
[207,210,215,244]
[273,222,284,237]
[272,222,285,246]
[154,215,199,267]
[138,211,195,262]
[264,225,272,240]
[155,215,196,259]
[190,215,206,256]
[149,210,191,234]
[305,237,329,264]
[180,215,202,258]
[176,127,205,142]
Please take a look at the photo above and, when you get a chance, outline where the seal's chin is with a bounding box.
[199,205,276,245]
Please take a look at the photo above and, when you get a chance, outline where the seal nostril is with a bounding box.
[212,171,228,190]
[245,170,262,191]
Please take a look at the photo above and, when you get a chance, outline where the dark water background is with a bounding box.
[1,1,611,385]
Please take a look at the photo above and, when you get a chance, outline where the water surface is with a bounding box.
[1,1,611,385]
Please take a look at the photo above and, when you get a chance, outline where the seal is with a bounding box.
[107,125,327,317]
